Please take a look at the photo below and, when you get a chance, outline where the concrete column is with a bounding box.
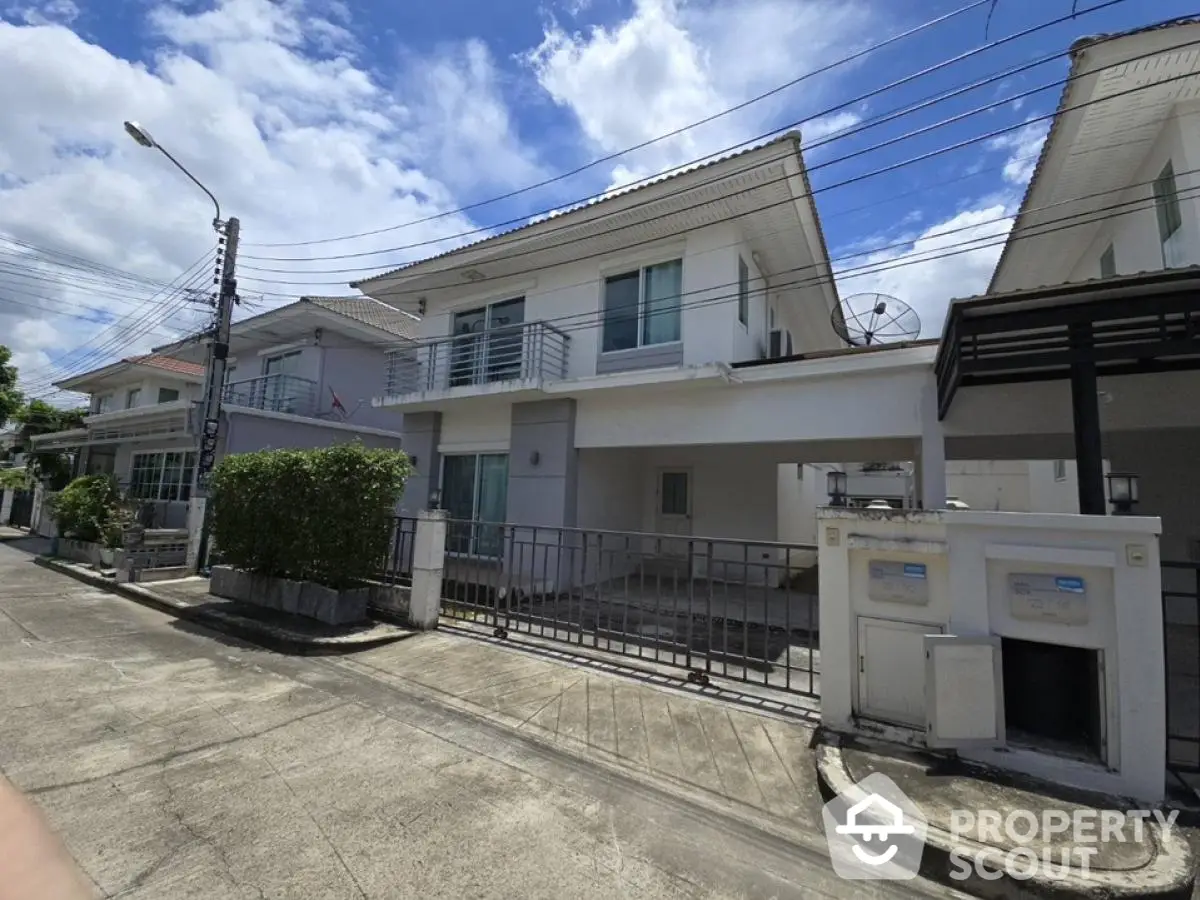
[409,509,446,629]
[0,489,11,525]
[507,400,579,592]
[916,379,947,510]
[400,412,442,516]
[185,498,206,571]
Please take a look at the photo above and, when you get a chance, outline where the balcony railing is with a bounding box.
[223,374,318,417]
[385,321,570,396]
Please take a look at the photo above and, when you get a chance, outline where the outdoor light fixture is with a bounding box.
[827,470,848,507]
[410,455,418,469]
[1106,472,1140,515]
[124,119,223,230]
[428,489,442,510]
[529,450,541,467]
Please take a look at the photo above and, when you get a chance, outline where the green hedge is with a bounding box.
[209,442,411,589]
[52,475,132,547]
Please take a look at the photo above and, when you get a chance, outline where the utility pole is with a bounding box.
[193,216,239,571]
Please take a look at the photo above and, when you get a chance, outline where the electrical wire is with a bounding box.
[232,40,1200,293]
[242,0,1134,263]
[242,0,1007,249]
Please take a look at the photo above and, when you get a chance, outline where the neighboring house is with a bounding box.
[0,430,25,469]
[351,131,917,579]
[990,19,1200,291]
[31,295,416,527]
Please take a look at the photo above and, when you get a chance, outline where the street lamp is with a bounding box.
[123,121,222,231]
[124,119,238,574]
[827,470,848,507]
[1106,472,1140,515]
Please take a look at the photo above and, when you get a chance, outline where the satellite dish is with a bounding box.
[831,293,921,347]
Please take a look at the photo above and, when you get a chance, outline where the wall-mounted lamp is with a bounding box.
[529,450,541,467]
[827,470,848,508]
[1106,472,1139,516]
[410,455,418,469]
[428,489,442,511]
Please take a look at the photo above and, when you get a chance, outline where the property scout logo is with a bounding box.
[821,773,1179,883]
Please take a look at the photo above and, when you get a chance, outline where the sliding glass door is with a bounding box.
[441,453,509,557]
[449,298,525,388]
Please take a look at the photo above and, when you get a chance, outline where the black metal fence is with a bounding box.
[385,516,820,698]
[381,516,417,584]
[7,490,33,529]
[1163,561,1200,775]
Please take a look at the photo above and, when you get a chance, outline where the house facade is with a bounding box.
[32,296,415,527]
[354,133,956,581]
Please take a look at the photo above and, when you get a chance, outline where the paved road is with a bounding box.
[0,538,965,899]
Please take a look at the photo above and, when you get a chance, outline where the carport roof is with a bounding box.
[935,267,1200,418]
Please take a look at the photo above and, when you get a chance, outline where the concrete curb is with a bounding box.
[814,731,1196,899]
[34,556,418,656]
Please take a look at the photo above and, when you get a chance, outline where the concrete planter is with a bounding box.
[209,566,371,626]
[57,538,115,569]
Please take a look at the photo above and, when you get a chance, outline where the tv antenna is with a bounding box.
[831,293,921,347]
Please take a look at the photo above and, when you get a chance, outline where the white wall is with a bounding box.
[575,448,645,531]
[412,220,831,378]
[438,403,511,454]
[1067,108,1200,282]
[91,373,200,412]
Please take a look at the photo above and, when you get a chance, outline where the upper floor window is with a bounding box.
[737,256,749,327]
[1053,459,1067,482]
[1099,244,1115,279]
[125,388,141,409]
[264,350,302,377]
[95,393,114,414]
[602,259,682,352]
[157,387,180,404]
[1154,161,1185,267]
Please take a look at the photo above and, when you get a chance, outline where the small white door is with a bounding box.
[655,469,692,560]
[857,617,943,728]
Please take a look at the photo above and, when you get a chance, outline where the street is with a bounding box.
[0,538,966,899]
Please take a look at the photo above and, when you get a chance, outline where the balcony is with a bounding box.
[383,321,570,403]
[223,374,318,417]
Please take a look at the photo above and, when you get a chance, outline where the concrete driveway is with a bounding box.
[0,538,965,899]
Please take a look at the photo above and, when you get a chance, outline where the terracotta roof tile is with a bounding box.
[126,354,206,378]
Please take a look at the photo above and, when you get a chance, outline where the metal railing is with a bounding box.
[223,373,318,416]
[381,516,417,584]
[1163,560,1200,776]
[384,517,819,698]
[384,321,570,396]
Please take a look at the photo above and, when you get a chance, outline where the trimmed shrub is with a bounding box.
[52,475,134,547]
[209,442,411,589]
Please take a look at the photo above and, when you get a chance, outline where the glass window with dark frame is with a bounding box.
[601,259,682,353]
[1099,244,1116,279]
[1154,161,1185,267]
[737,256,749,327]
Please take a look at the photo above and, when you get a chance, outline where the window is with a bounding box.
[449,297,525,387]
[157,387,180,404]
[737,256,749,327]
[129,451,197,501]
[441,453,509,557]
[95,393,114,414]
[1099,244,1115,279]
[1053,460,1067,482]
[659,471,689,517]
[1154,161,1185,267]
[601,258,682,352]
[125,388,141,409]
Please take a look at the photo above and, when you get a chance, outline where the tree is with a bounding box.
[14,400,87,490]
[0,345,21,432]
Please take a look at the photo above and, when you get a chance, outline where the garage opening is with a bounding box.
[1002,638,1104,762]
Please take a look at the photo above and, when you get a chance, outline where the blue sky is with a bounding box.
[1,0,1196,390]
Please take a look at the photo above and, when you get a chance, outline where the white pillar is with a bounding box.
[918,380,947,510]
[0,489,11,525]
[185,498,206,571]
[409,509,446,630]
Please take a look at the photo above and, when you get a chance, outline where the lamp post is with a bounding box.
[1106,472,1139,516]
[827,470,848,508]
[124,121,239,573]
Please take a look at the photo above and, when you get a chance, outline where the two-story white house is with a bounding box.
[32,295,416,527]
[354,133,948,580]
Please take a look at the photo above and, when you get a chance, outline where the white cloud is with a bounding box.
[0,0,541,396]
[525,0,874,190]
[6,0,78,26]
[835,205,1014,336]
[986,119,1049,186]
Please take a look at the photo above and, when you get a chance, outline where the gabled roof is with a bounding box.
[53,354,205,393]
[989,17,1200,293]
[300,296,418,339]
[351,130,833,290]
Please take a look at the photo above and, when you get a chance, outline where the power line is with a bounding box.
[232,41,1200,294]
[242,0,1006,250]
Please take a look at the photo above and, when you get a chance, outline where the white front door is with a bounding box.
[655,469,692,559]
